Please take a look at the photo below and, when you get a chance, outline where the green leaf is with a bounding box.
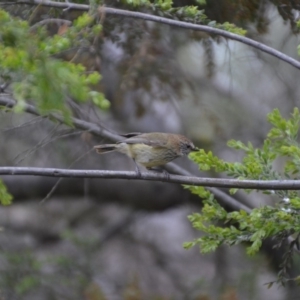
[0,179,12,205]
[229,188,238,195]
[90,91,110,110]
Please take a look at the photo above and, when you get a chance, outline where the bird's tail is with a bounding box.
[94,144,118,154]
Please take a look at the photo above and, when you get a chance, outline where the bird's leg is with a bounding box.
[162,169,170,180]
[133,159,141,177]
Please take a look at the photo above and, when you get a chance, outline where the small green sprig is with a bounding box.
[186,108,300,284]
[0,179,12,205]
[0,10,109,122]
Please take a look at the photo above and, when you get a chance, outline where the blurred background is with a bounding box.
[1,0,300,299]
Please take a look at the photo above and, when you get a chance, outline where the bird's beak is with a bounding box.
[191,147,199,152]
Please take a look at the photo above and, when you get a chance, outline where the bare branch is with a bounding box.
[1,167,300,191]
[5,0,300,70]
[40,148,94,203]
[13,122,60,165]
[1,115,44,132]
[0,95,122,142]
[30,18,72,31]
[0,95,250,213]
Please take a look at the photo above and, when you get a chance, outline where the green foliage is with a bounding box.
[120,0,209,25]
[0,234,96,298]
[154,0,173,10]
[218,22,247,36]
[2,251,41,296]
[0,179,12,205]
[121,0,173,10]
[186,108,300,284]
[0,10,109,121]
[0,230,105,298]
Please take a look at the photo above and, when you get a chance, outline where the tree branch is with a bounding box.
[7,0,300,70]
[0,95,252,213]
[1,167,300,191]
[0,95,123,142]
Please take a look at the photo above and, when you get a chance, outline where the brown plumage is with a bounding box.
[94,132,198,174]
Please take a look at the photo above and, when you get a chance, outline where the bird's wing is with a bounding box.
[120,132,143,138]
[121,136,168,148]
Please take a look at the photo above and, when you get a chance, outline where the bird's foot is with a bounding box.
[135,165,142,178]
[162,169,170,180]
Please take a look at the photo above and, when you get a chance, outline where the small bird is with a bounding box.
[94,132,199,176]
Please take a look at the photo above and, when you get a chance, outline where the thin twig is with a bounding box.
[0,96,122,142]
[30,18,72,31]
[13,122,60,165]
[2,116,44,132]
[40,148,93,203]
